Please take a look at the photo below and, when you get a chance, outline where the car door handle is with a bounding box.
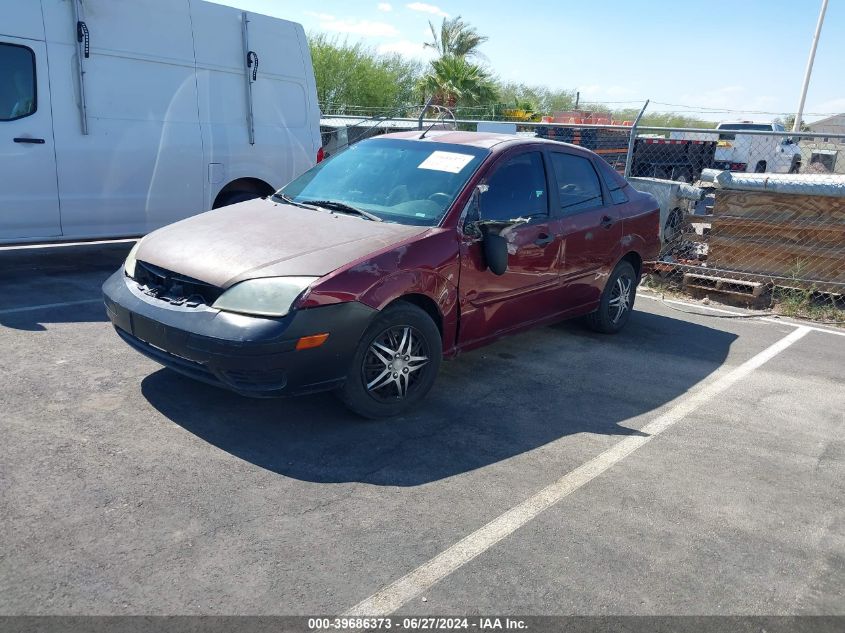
[534,233,554,246]
[600,215,615,229]
[14,137,46,144]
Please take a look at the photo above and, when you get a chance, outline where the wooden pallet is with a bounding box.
[683,272,765,297]
[707,190,845,288]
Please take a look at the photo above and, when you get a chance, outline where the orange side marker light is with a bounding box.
[296,333,330,351]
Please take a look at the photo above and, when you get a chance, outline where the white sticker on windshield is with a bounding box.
[418,151,475,174]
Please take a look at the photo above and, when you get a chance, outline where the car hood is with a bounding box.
[136,198,430,288]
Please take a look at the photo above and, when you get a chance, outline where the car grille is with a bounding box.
[134,261,223,307]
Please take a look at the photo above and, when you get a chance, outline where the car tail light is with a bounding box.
[316,147,325,164]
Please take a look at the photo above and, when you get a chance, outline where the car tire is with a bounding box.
[664,208,684,243]
[586,261,637,334]
[339,302,442,419]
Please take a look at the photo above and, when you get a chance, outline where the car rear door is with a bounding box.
[457,149,565,345]
[548,150,622,309]
[0,38,61,240]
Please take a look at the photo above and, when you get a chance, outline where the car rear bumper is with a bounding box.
[102,270,376,397]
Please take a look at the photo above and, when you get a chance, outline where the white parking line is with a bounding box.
[345,326,812,616]
[0,299,102,316]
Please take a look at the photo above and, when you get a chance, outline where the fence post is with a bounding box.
[624,100,649,179]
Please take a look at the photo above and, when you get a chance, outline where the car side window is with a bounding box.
[0,44,37,121]
[550,152,604,215]
[593,155,629,204]
[480,151,548,222]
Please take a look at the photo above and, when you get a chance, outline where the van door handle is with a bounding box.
[600,215,615,229]
[14,138,46,144]
[534,233,554,246]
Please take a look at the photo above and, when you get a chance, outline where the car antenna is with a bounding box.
[419,104,456,139]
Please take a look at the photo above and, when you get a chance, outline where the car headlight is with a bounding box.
[212,277,319,317]
[124,240,142,279]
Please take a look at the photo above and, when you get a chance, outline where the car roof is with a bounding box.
[378,130,594,155]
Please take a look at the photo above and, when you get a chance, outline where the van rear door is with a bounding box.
[0,37,61,240]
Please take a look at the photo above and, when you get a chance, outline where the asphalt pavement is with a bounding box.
[1,243,842,616]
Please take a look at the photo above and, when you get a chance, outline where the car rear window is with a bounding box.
[717,123,773,141]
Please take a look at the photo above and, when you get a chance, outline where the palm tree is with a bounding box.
[424,16,488,60]
[419,55,498,108]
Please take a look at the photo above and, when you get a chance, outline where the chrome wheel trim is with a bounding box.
[363,325,430,401]
[608,275,633,324]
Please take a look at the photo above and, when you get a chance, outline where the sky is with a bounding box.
[207,0,845,123]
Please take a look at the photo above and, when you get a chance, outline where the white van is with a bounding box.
[0,0,322,244]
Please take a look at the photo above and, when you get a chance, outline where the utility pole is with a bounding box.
[793,0,828,132]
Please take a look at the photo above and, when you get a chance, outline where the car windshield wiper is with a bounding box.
[300,200,383,222]
[271,192,323,211]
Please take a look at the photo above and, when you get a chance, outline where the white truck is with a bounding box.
[670,121,801,175]
[1,0,322,244]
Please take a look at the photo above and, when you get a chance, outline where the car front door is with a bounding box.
[457,149,565,346]
[0,38,61,240]
[548,150,623,308]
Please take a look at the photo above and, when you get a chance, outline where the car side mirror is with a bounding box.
[469,183,509,275]
[481,227,508,276]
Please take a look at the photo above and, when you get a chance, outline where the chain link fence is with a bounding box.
[534,121,845,311]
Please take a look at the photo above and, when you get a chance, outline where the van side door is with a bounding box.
[0,39,61,240]
[42,0,204,238]
[548,150,622,309]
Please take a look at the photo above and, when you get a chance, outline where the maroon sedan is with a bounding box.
[103,131,660,418]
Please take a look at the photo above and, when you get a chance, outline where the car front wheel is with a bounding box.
[586,261,637,334]
[339,302,442,419]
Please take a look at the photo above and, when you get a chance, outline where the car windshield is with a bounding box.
[278,138,488,226]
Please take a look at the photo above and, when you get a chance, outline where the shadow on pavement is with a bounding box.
[141,309,738,486]
[0,242,134,331]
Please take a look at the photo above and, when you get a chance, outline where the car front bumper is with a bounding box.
[102,270,376,397]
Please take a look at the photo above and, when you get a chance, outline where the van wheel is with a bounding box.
[339,303,442,419]
[586,261,637,334]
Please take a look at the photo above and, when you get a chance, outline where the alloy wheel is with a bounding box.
[363,326,430,401]
[608,275,633,324]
